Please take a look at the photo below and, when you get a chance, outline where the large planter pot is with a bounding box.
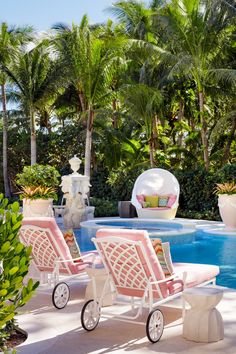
[218,194,236,228]
[23,198,54,217]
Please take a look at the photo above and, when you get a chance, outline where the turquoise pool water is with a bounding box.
[79,219,196,247]
[170,231,236,289]
[75,223,236,289]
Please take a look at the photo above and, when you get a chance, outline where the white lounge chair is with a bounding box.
[80,228,219,343]
[19,217,99,309]
[131,168,180,219]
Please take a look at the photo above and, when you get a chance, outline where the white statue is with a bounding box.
[60,155,92,228]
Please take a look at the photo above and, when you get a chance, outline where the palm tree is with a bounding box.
[154,0,236,170]
[53,16,125,179]
[5,42,66,165]
[0,22,33,196]
[108,0,153,40]
[122,83,163,167]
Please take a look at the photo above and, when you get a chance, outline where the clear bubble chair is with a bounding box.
[131,168,180,219]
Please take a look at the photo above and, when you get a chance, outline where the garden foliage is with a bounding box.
[0,195,39,347]
[16,164,60,200]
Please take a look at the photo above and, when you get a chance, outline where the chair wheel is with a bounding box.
[81,300,100,331]
[52,282,70,309]
[146,308,164,343]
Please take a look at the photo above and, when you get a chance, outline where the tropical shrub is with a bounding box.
[174,168,217,213]
[90,166,145,202]
[214,182,236,195]
[175,164,236,219]
[90,168,114,200]
[0,195,39,350]
[107,166,145,201]
[20,186,57,200]
[16,164,60,200]
[90,197,118,217]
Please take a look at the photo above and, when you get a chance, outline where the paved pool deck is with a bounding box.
[16,279,236,354]
[16,217,236,354]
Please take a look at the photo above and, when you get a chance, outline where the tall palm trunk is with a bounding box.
[1,83,11,197]
[177,100,184,147]
[112,99,118,129]
[198,91,210,171]
[149,138,155,167]
[84,108,94,179]
[30,108,37,165]
[222,116,236,164]
[149,114,158,167]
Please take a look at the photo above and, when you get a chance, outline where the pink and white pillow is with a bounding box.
[63,229,82,261]
[136,194,145,207]
[167,194,177,208]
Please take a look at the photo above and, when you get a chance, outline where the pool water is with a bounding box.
[95,220,182,231]
[170,231,236,289]
[75,228,236,289]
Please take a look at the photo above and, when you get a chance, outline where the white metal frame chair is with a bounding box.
[81,229,218,343]
[19,218,97,309]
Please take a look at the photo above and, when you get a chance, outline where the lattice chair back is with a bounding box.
[20,225,70,275]
[20,218,81,275]
[95,229,169,298]
[94,237,155,298]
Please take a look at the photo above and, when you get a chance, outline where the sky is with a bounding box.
[1,0,116,31]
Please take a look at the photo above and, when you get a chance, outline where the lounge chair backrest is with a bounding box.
[96,229,168,298]
[20,217,78,274]
[131,168,180,210]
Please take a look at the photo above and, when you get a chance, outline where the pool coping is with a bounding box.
[80,217,236,236]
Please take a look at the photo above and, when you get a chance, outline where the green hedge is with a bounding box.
[174,164,236,220]
[90,197,118,217]
[90,164,236,220]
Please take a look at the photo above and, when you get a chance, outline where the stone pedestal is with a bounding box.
[183,287,224,343]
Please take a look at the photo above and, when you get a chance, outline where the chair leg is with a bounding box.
[40,272,48,284]
[182,295,186,320]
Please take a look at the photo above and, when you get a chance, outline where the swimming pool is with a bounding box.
[171,231,236,289]
[75,219,236,289]
[79,219,196,247]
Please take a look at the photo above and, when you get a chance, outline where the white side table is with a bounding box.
[183,287,224,343]
[85,268,114,307]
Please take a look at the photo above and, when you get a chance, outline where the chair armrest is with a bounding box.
[150,272,185,285]
[55,252,96,264]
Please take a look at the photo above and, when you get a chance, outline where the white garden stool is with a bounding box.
[183,287,224,343]
[85,268,114,307]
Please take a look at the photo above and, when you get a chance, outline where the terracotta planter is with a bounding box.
[218,194,236,228]
[23,198,54,217]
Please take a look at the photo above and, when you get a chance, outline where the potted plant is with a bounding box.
[214,182,236,228]
[16,164,60,217]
